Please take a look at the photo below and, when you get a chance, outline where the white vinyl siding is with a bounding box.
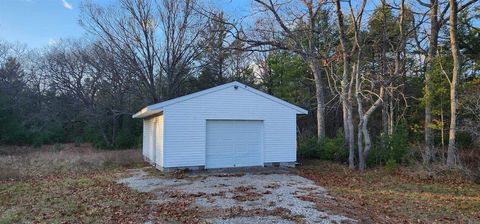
[154,115,164,167]
[162,86,298,168]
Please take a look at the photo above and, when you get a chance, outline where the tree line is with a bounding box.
[0,0,478,170]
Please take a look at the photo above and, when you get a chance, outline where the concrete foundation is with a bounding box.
[264,162,296,168]
[144,156,296,172]
[158,165,205,172]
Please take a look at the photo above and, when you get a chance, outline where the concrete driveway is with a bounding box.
[119,167,355,224]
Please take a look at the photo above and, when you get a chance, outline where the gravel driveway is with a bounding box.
[119,167,355,224]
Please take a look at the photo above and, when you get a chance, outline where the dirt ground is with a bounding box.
[2,144,478,223]
[298,160,480,223]
[119,167,356,224]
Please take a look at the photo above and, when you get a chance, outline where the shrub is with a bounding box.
[30,130,62,148]
[298,137,321,159]
[384,158,398,173]
[298,131,347,162]
[457,132,474,149]
[368,127,410,167]
[114,128,137,149]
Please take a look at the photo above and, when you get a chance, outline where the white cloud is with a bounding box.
[61,0,73,10]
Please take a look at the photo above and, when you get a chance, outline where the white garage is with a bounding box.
[133,81,307,171]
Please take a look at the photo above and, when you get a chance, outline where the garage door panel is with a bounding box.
[235,143,262,167]
[206,142,235,168]
[235,144,261,156]
[206,120,263,168]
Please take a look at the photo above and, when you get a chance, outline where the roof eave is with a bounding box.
[132,107,163,119]
[296,108,308,115]
[132,81,309,118]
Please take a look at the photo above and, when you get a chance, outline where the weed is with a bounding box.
[53,143,64,152]
[385,159,398,173]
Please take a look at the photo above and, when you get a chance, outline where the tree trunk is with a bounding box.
[308,60,326,140]
[381,0,389,146]
[382,93,389,143]
[342,102,355,168]
[389,90,394,135]
[346,102,355,169]
[335,0,355,168]
[357,96,384,170]
[440,101,446,162]
[357,119,365,170]
[447,0,460,167]
[424,0,439,164]
[355,63,384,171]
[358,96,383,171]
[354,64,366,170]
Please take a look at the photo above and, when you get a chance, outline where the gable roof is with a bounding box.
[132,81,308,118]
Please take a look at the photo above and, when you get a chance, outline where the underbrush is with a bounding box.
[0,143,143,181]
[297,132,346,161]
[297,128,411,167]
[459,148,480,181]
[367,129,410,167]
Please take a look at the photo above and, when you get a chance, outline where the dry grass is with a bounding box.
[0,144,165,223]
[0,171,159,224]
[297,160,480,223]
[0,143,143,180]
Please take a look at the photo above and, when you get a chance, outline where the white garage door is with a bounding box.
[206,120,263,168]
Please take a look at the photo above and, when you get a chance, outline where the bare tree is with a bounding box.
[347,0,384,170]
[241,0,336,139]
[46,42,100,110]
[44,42,108,143]
[334,0,367,169]
[158,0,205,99]
[81,0,160,103]
[461,84,480,146]
[336,0,411,170]
[197,12,230,87]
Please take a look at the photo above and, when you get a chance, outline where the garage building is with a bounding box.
[133,81,308,170]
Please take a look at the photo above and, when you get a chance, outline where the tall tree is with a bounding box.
[158,0,205,99]
[243,0,336,139]
[334,0,367,169]
[446,0,460,167]
[417,0,478,164]
[422,0,441,165]
[197,12,230,89]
